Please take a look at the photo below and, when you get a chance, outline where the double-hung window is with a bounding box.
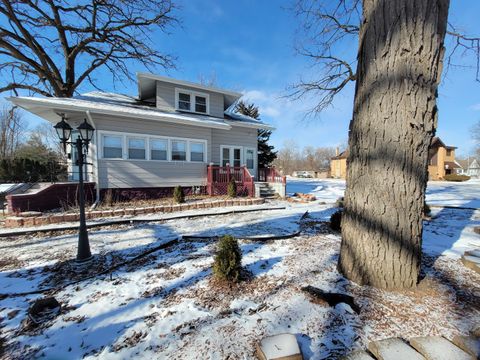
[103,135,123,159]
[195,96,207,113]
[176,89,209,114]
[128,137,146,160]
[178,92,191,111]
[150,138,168,161]
[101,132,206,163]
[171,140,186,161]
[190,142,205,162]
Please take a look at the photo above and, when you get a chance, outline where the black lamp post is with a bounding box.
[54,116,95,263]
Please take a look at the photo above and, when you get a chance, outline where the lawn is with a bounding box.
[0,179,478,359]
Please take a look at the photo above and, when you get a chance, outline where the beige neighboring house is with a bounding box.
[330,137,460,180]
[330,149,348,179]
[427,137,461,180]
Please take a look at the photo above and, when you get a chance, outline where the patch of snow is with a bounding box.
[0,187,478,358]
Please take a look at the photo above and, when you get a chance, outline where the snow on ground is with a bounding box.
[287,177,480,208]
[0,183,479,359]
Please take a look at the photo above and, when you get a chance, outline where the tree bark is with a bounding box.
[338,0,450,289]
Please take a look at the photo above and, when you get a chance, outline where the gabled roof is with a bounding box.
[331,149,349,160]
[466,159,480,169]
[430,136,457,150]
[8,91,273,130]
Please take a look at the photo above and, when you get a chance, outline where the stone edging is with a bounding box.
[5,198,265,228]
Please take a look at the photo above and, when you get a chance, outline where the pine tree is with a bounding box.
[235,101,277,168]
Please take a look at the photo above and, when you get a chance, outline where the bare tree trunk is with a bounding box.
[338,0,450,289]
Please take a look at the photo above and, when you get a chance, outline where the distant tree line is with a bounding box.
[273,139,339,175]
[0,106,67,183]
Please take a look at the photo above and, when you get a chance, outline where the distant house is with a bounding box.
[7,73,284,210]
[330,149,348,179]
[458,159,480,178]
[330,137,461,180]
[427,137,461,180]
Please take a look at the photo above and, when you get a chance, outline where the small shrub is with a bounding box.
[173,186,185,204]
[330,210,342,231]
[424,203,431,216]
[335,197,344,208]
[227,178,237,198]
[213,235,242,282]
[444,174,470,182]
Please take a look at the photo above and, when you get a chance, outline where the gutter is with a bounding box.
[85,110,101,205]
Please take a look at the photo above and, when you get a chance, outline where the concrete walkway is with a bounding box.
[343,333,480,360]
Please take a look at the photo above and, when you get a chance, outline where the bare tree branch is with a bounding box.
[0,0,179,97]
[291,0,480,114]
[445,22,480,81]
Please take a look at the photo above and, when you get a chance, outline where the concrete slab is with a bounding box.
[256,333,303,360]
[461,255,480,274]
[451,335,480,358]
[368,338,425,360]
[342,350,376,360]
[409,336,472,360]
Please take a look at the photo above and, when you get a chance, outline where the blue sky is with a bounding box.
[3,0,480,156]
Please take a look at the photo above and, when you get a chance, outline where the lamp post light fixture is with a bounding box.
[54,115,95,263]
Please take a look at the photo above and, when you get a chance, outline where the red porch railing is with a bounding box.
[207,165,255,197]
[258,167,286,184]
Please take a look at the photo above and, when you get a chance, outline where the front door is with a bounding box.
[221,146,243,167]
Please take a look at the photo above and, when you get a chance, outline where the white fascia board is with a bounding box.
[8,97,232,130]
[136,72,243,98]
[224,120,275,131]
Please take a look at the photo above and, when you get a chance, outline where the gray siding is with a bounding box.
[211,126,258,164]
[156,81,225,118]
[97,160,207,188]
[92,114,211,189]
[83,114,258,189]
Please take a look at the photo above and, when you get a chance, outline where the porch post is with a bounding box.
[226,163,231,183]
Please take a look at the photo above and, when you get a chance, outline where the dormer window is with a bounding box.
[175,88,209,114]
[195,96,207,113]
[178,93,191,110]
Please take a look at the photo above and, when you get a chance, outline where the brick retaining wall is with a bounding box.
[5,197,265,228]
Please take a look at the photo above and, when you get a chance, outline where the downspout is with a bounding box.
[86,110,101,208]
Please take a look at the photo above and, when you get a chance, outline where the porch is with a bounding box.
[206,165,286,198]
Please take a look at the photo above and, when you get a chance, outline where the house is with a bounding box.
[427,137,461,180]
[457,159,480,178]
[330,149,348,179]
[330,137,460,180]
[7,73,284,211]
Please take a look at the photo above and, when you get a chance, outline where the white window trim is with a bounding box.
[171,139,188,162]
[149,137,169,162]
[190,141,206,163]
[98,130,207,163]
[127,136,147,160]
[220,145,244,167]
[175,88,210,115]
[101,133,124,160]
